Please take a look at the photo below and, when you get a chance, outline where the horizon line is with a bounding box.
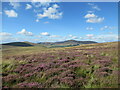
[1,40,119,44]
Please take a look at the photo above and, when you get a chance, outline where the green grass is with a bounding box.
[2,41,119,88]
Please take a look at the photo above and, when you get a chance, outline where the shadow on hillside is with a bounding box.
[2,42,33,47]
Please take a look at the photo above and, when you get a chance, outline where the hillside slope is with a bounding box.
[2,42,36,47]
[2,42,118,88]
[39,40,97,47]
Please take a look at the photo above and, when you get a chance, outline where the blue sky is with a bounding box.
[1,1,118,43]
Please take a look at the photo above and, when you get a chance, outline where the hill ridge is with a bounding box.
[2,40,97,48]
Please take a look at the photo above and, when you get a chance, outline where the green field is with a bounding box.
[2,42,118,88]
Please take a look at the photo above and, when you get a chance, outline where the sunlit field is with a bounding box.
[2,42,118,88]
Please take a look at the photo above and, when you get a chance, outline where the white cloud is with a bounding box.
[40,32,50,36]
[84,13,104,23]
[4,10,18,17]
[32,2,42,8]
[86,17,104,23]
[0,36,17,43]
[100,26,108,30]
[0,32,16,43]
[92,5,101,11]
[86,34,94,39]
[69,35,73,37]
[0,32,12,36]
[83,34,118,42]
[31,0,59,3]
[31,0,55,7]
[88,3,94,6]
[86,27,94,30]
[96,34,118,42]
[88,3,101,11]
[100,26,116,30]
[37,4,63,19]
[9,2,20,9]
[36,19,40,22]
[68,35,78,39]
[17,29,33,36]
[86,34,94,37]
[71,36,78,39]
[0,12,2,15]
[84,13,96,18]
[26,4,32,10]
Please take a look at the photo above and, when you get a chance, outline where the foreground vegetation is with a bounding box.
[2,42,118,88]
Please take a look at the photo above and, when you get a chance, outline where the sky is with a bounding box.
[0,1,118,43]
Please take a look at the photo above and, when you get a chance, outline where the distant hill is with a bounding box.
[2,42,35,47]
[1,40,97,48]
[55,40,97,44]
[38,40,97,48]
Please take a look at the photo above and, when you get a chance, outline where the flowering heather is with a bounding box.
[16,82,41,88]
[97,60,112,66]
[24,72,36,78]
[98,67,112,73]
[58,59,69,63]
[2,42,118,88]
[60,77,74,86]
[3,74,19,82]
[34,63,48,71]
[99,72,109,77]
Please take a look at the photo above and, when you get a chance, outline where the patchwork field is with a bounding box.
[2,42,119,88]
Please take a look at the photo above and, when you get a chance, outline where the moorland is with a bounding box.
[1,40,118,88]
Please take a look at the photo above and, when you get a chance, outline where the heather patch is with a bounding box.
[2,42,118,88]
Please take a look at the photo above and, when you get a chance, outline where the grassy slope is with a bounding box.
[2,42,118,88]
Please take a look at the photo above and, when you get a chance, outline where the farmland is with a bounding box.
[2,42,118,88]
